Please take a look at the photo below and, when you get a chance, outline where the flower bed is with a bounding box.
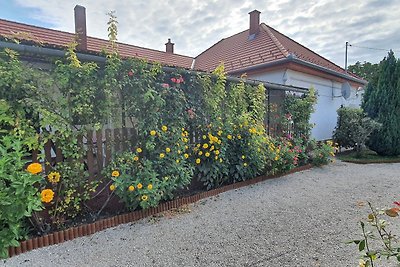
[7,164,312,258]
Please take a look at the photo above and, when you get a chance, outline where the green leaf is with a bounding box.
[359,239,366,251]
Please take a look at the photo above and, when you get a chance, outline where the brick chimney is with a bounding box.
[74,5,87,50]
[165,38,174,53]
[249,10,261,38]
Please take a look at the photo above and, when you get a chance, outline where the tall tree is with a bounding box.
[348,61,380,86]
[362,51,400,156]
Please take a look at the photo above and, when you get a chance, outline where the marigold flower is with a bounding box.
[150,130,156,136]
[184,153,189,159]
[137,183,143,189]
[203,143,209,149]
[215,150,220,155]
[136,148,142,153]
[162,125,168,132]
[147,184,153,190]
[227,135,232,140]
[198,151,203,156]
[133,156,139,162]
[128,185,135,191]
[183,138,188,143]
[41,189,54,203]
[110,184,116,191]
[160,153,165,158]
[205,152,210,157]
[196,158,201,164]
[166,147,171,153]
[111,170,120,177]
[27,162,42,174]
[141,195,148,201]
[47,171,61,183]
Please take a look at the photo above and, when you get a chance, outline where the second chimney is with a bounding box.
[249,10,261,38]
[165,38,174,53]
[74,5,87,50]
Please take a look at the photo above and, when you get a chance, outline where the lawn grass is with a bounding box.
[337,149,400,164]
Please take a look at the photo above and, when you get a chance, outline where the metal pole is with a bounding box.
[345,41,348,73]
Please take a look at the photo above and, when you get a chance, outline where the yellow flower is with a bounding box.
[176,159,180,163]
[137,183,143,189]
[203,143,209,149]
[160,153,165,158]
[185,145,189,150]
[196,144,201,148]
[162,125,168,132]
[215,150,220,155]
[47,172,61,184]
[141,195,148,201]
[164,176,169,181]
[215,156,218,160]
[227,135,232,140]
[111,170,120,177]
[183,138,188,143]
[110,184,116,191]
[205,152,210,157]
[210,145,214,151]
[217,130,222,136]
[237,135,242,139]
[217,140,222,144]
[196,158,201,164]
[178,150,182,154]
[198,151,203,156]
[27,163,42,174]
[147,184,153,190]
[136,147,142,153]
[244,163,248,167]
[150,130,156,136]
[241,155,245,159]
[133,156,139,162]
[41,189,54,203]
[219,158,223,163]
[128,185,135,192]
[184,153,189,159]
[274,156,280,161]
[166,147,171,153]
[202,135,207,139]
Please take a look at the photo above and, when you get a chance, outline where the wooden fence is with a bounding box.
[31,127,137,179]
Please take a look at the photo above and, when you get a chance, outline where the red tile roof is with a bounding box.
[194,23,361,80]
[0,18,194,69]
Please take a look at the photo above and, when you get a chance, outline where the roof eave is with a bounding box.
[228,57,367,86]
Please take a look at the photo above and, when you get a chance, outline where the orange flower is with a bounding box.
[111,170,120,177]
[137,183,143,189]
[128,185,135,192]
[27,163,42,174]
[41,189,54,203]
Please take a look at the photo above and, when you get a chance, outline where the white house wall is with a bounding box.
[249,69,363,140]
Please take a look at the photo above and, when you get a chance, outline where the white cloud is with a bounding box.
[13,0,400,66]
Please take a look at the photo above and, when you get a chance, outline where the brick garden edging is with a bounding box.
[7,164,312,258]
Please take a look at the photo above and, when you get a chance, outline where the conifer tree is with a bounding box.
[362,51,400,156]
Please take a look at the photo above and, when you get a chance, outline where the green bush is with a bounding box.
[0,135,43,258]
[333,107,381,154]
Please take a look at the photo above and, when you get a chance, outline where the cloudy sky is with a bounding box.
[1,0,399,67]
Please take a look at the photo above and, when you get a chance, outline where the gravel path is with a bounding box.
[2,161,400,267]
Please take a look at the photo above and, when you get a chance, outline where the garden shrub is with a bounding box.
[0,135,43,258]
[333,107,381,155]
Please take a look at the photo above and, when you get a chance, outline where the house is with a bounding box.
[193,10,367,140]
[0,6,366,140]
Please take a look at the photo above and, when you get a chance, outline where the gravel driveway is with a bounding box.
[2,161,400,267]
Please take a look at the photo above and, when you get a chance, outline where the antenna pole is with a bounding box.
[345,41,348,73]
